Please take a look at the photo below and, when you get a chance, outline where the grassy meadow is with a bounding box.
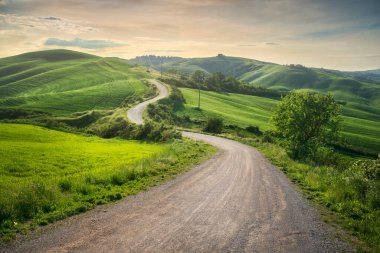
[177,88,380,154]
[0,50,150,116]
[0,123,215,238]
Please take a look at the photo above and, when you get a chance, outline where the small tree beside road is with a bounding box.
[272,92,341,159]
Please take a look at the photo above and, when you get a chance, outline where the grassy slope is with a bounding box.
[0,50,150,115]
[0,123,216,237]
[130,55,267,77]
[132,55,379,104]
[178,88,380,154]
[240,65,379,104]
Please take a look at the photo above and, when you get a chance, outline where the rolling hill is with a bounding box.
[131,55,380,154]
[0,50,151,116]
[177,88,380,155]
[130,55,380,107]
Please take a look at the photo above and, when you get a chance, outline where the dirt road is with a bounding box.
[3,79,351,252]
[127,79,169,125]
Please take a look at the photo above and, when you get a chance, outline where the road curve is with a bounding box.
[127,79,169,125]
[3,80,351,253]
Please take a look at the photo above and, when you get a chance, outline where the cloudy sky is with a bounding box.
[0,0,379,70]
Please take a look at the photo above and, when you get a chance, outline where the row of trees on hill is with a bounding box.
[160,70,283,99]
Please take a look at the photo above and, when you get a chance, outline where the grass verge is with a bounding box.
[0,123,216,240]
[218,132,379,253]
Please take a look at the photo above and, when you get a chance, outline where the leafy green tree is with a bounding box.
[205,72,225,91]
[272,92,341,158]
[191,70,207,84]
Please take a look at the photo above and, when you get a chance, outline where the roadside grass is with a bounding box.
[177,88,380,154]
[0,123,216,239]
[218,132,379,252]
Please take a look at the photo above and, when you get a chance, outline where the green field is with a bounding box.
[178,88,380,154]
[131,55,379,104]
[134,55,380,124]
[0,123,215,237]
[0,50,150,115]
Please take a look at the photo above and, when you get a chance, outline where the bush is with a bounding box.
[203,117,223,133]
[136,121,181,142]
[245,125,263,135]
[147,85,186,124]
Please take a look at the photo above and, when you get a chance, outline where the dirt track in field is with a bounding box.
[2,80,351,253]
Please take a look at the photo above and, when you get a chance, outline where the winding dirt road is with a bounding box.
[127,79,169,125]
[3,79,351,253]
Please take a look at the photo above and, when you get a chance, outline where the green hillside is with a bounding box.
[0,50,150,115]
[131,54,268,77]
[178,88,380,154]
[240,64,379,104]
[132,55,380,106]
[134,55,379,154]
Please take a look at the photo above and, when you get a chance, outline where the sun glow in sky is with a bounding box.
[0,0,379,70]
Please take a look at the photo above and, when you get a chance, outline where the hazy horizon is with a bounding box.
[1,0,379,71]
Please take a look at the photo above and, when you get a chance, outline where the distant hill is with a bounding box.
[0,49,150,115]
[130,55,379,102]
[335,68,380,83]
[131,54,268,77]
[131,54,380,154]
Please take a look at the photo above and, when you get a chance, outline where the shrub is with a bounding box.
[203,117,224,133]
[245,125,263,135]
[135,121,181,142]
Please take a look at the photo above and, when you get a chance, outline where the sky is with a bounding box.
[0,0,379,71]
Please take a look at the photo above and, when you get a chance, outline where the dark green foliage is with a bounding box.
[59,111,107,128]
[59,179,72,192]
[160,72,283,99]
[135,121,181,142]
[147,85,188,125]
[272,92,341,159]
[91,117,136,139]
[89,117,181,142]
[0,108,48,120]
[192,70,207,85]
[203,117,224,133]
[306,146,351,170]
[245,125,262,135]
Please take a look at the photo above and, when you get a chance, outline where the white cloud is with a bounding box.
[0,13,96,34]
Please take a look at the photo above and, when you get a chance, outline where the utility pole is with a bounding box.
[198,83,201,110]
[160,59,163,79]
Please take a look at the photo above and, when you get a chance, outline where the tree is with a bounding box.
[272,92,341,159]
[205,72,225,91]
[191,70,207,84]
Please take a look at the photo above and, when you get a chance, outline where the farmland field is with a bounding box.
[0,50,150,115]
[177,88,380,154]
[0,123,215,237]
